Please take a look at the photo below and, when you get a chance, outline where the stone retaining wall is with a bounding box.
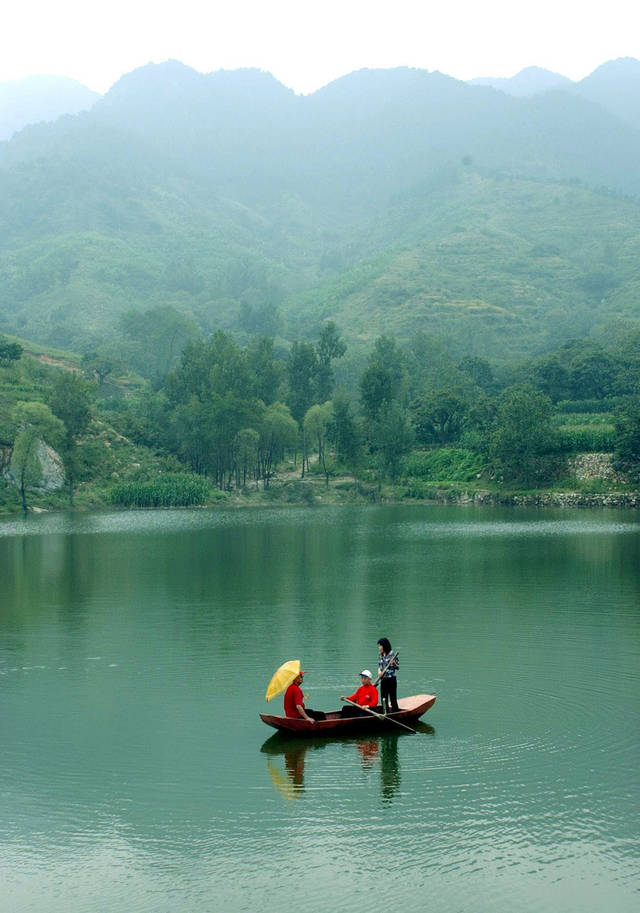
[446,489,640,509]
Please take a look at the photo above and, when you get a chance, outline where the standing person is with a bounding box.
[339,669,379,717]
[283,671,325,722]
[375,638,399,713]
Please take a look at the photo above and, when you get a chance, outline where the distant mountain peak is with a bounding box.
[0,74,99,141]
[574,57,640,127]
[579,57,640,86]
[469,66,572,97]
[587,56,640,74]
[106,60,206,92]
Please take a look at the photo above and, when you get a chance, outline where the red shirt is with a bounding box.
[284,683,305,718]
[346,683,378,707]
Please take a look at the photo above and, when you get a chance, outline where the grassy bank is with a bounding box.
[3,466,639,517]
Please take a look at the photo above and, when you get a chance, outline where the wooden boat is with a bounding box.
[260,693,436,736]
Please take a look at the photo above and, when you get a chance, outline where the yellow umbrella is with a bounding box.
[265,660,302,701]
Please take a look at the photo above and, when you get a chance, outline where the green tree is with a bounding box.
[81,350,126,386]
[607,328,640,395]
[569,349,617,400]
[407,332,462,396]
[245,335,283,404]
[47,371,94,505]
[457,356,494,391]
[490,385,558,487]
[316,322,346,402]
[612,397,640,480]
[236,428,260,489]
[238,300,283,337]
[119,306,199,385]
[166,331,278,488]
[304,401,334,487]
[258,402,298,487]
[371,403,414,486]
[286,341,319,424]
[359,336,405,422]
[0,336,23,366]
[328,393,363,479]
[9,401,65,512]
[461,392,497,453]
[410,389,469,445]
[171,392,261,488]
[529,355,570,403]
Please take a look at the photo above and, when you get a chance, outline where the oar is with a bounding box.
[374,649,400,685]
[342,698,416,734]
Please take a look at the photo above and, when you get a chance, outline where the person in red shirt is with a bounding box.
[283,671,325,722]
[340,670,379,717]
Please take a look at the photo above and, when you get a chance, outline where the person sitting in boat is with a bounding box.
[283,671,326,722]
[339,670,379,717]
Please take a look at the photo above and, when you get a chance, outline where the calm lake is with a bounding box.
[1,504,639,913]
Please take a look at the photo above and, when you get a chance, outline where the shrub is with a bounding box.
[402,448,485,482]
[108,473,210,507]
[401,481,440,500]
[556,426,615,453]
[557,398,621,414]
[264,481,316,504]
[333,480,357,491]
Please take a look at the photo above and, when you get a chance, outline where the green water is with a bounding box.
[1,505,639,912]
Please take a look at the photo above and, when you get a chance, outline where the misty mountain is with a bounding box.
[573,58,640,129]
[469,58,640,131]
[1,60,640,358]
[0,75,100,141]
[469,66,572,97]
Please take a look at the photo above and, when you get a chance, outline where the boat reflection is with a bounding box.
[261,723,435,802]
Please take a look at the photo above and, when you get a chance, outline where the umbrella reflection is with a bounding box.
[261,735,327,799]
[261,724,435,803]
[266,757,303,800]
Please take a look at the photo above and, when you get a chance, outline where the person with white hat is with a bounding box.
[339,669,379,717]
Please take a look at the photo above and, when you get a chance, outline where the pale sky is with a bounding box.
[2,0,640,95]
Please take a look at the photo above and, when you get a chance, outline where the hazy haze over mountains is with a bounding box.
[2,57,640,359]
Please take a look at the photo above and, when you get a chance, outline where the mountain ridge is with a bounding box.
[2,61,640,359]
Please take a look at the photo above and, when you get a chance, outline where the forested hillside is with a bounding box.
[2,60,640,362]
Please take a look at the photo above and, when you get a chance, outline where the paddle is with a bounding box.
[342,697,416,734]
[374,649,399,684]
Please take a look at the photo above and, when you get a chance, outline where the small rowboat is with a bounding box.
[260,693,436,736]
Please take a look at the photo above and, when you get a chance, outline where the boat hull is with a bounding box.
[260,694,436,736]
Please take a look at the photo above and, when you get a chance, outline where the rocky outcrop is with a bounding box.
[2,440,65,491]
[0,444,10,477]
[567,452,623,483]
[35,441,65,490]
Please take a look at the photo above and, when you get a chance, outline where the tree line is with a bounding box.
[3,320,640,512]
[106,323,640,491]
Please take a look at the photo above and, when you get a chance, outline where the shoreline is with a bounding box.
[2,481,640,517]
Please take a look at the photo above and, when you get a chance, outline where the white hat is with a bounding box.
[360,669,373,678]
